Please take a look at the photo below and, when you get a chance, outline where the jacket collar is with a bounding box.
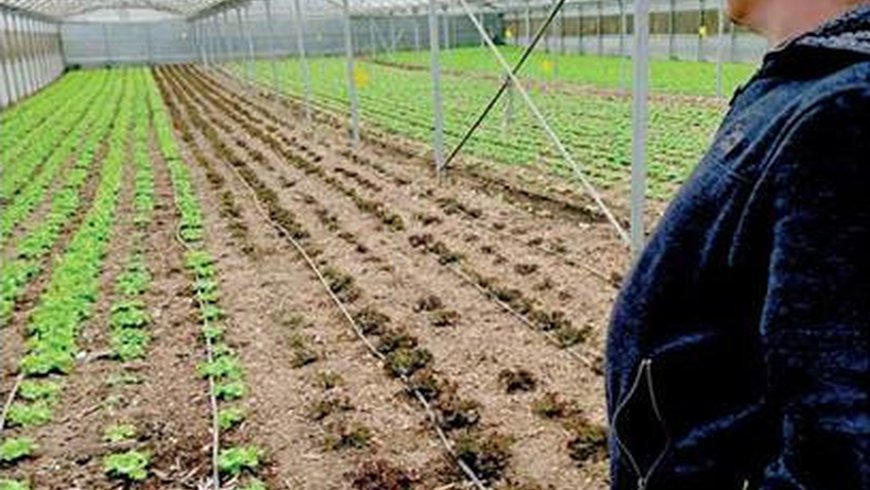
[755,4,870,80]
[792,3,870,55]
[729,5,870,106]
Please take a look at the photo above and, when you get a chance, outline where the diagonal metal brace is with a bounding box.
[443,0,568,169]
[457,0,630,245]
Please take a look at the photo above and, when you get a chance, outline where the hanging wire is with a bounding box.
[442,0,569,169]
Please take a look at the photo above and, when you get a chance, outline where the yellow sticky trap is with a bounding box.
[698,25,708,38]
[354,66,370,89]
[505,28,514,39]
[540,59,554,76]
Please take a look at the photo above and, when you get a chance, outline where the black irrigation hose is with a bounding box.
[443,0,570,170]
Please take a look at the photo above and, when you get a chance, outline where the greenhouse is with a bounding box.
[0,0,802,487]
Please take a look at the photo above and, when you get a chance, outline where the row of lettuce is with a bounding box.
[231,53,722,199]
[2,68,265,489]
[0,72,110,244]
[1,69,136,490]
[149,66,267,490]
[0,71,114,323]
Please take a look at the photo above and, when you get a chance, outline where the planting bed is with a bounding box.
[229,46,748,202]
[1,57,665,489]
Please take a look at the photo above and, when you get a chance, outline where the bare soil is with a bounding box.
[152,64,628,489]
[1,62,634,489]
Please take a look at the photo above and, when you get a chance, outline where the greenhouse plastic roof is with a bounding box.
[0,0,562,21]
[0,0,233,18]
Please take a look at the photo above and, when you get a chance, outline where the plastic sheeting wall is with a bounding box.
[504,0,767,63]
[61,21,193,66]
[59,9,494,67]
[0,9,64,108]
[21,0,766,80]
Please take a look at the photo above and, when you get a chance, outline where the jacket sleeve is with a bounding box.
[758,90,870,489]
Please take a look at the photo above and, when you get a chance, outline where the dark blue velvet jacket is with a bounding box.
[606,6,870,490]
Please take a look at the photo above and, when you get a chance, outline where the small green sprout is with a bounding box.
[104,450,150,481]
[0,438,36,463]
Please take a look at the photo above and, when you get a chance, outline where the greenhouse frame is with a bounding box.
[0,0,771,488]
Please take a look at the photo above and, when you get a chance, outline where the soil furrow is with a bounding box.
[0,126,117,384]
[164,65,610,488]
[155,67,449,489]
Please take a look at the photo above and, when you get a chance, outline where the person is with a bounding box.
[605,1,870,489]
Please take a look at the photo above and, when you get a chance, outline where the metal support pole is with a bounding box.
[442,6,450,50]
[545,5,551,53]
[12,14,26,98]
[219,10,232,64]
[207,19,214,66]
[214,12,223,63]
[698,0,706,61]
[241,5,256,87]
[28,18,39,89]
[479,11,485,47]
[631,0,651,257]
[212,16,222,64]
[235,8,247,80]
[38,20,47,85]
[214,15,225,64]
[56,22,64,76]
[447,14,452,49]
[264,0,280,94]
[619,0,626,56]
[13,15,28,95]
[503,76,514,132]
[413,11,421,50]
[578,1,584,54]
[145,23,153,65]
[388,12,395,53]
[428,0,446,175]
[102,22,111,66]
[524,2,531,47]
[369,17,378,58]
[729,15,737,62]
[31,18,42,89]
[597,0,603,56]
[458,0,629,245]
[558,3,565,54]
[205,17,212,64]
[24,16,37,93]
[14,14,26,95]
[619,0,629,91]
[715,0,725,97]
[669,0,676,58]
[26,17,37,90]
[341,0,361,143]
[234,8,243,64]
[199,21,209,66]
[44,21,51,82]
[0,11,14,106]
[292,0,313,122]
